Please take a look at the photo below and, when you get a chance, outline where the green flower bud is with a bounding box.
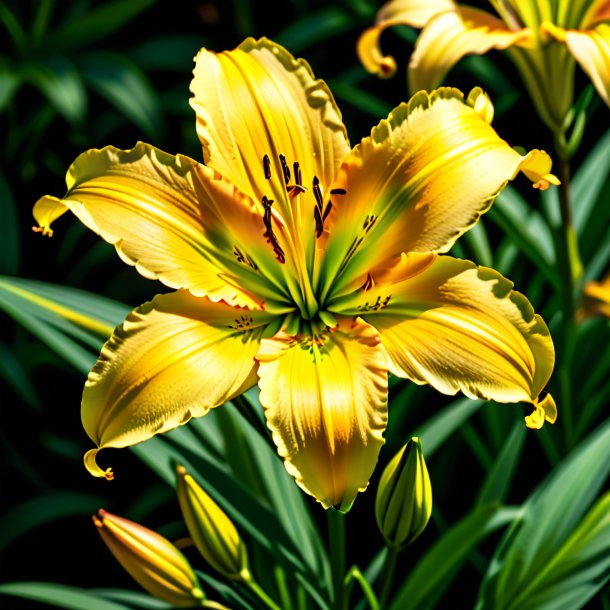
[93,509,206,607]
[176,465,250,581]
[375,437,432,548]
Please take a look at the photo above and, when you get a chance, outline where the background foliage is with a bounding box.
[1,1,609,609]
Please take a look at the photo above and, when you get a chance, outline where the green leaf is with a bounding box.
[0,492,103,551]
[388,505,521,610]
[476,418,610,609]
[0,59,20,110]
[488,186,557,286]
[91,589,172,609]
[0,172,19,274]
[45,0,157,51]
[415,398,484,457]
[0,340,39,409]
[275,7,354,53]
[327,80,392,119]
[0,582,132,610]
[78,52,164,140]
[462,220,493,267]
[573,129,610,237]
[475,423,526,508]
[130,35,207,71]
[21,57,87,124]
[0,276,129,374]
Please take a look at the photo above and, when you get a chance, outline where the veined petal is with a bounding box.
[544,22,610,106]
[408,6,532,92]
[83,290,273,479]
[580,0,610,28]
[190,37,350,239]
[357,0,455,77]
[329,256,555,427]
[33,143,289,309]
[256,318,388,511]
[318,88,557,300]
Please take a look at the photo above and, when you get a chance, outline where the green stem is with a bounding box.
[378,547,399,608]
[344,565,380,610]
[244,577,283,610]
[552,137,581,452]
[328,508,347,610]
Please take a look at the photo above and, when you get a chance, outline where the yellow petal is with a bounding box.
[357,0,455,77]
[581,0,610,28]
[408,6,531,93]
[34,142,285,309]
[329,256,555,417]
[256,318,388,511]
[83,290,273,479]
[318,87,556,299]
[545,22,610,106]
[190,37,350,252]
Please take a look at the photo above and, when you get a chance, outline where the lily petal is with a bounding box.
[409,6,532,92]
[358,0,455,77]
[33,143,293,310]
[329,256,555,427]
[319,88,557,299]
[83,290,272,479]
[544,22,610,106]
[256,318,388,511]
[190,37,350,230]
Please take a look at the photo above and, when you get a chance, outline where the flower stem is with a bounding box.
[328,508,347,610]
[344,565,380,610]
[552,138,581,451]
[244,576,282,610]
[378,546,399,608]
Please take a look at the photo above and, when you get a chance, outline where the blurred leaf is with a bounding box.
[0,340,40,409]
[462,220,493,267]
[45,0,157,51]
[489,186,557,286]
[573,129,610,237]
[0,2,25,49]
[475,423,526,508]
[91,590,172,609]
[78,52,164,140]
[21,57,87,125]
[476,418,610,609]
[415,398,484,457]
[327,80,392,119]
[0,492,103,551]
[0,59,20,110]
[389,505,521,610]
[0,582,132,610]
[130,35,206,71]
[0,172,19,274]
[275,7,354,53]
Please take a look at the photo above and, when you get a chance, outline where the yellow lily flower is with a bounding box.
[34,38,557,511]
[358,0,610,130]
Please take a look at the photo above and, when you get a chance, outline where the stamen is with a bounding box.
[322,201,332,221]
[262,196,286,264]
[263,154,271,179]
[279,154,291,184]
[330,188,346,195]
[312,176,323,209]
[360,272,374,291]
[293,162,302,186]
[287,184,307,198]
[314,205,324,238]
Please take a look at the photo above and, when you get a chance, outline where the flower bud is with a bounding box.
[93,509,206,607]
[375,437,432,548]
[176,465,250,581]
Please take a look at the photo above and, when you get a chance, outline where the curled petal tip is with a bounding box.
[533,174,561,190]
[84,448,114,480]
[32,225,53,237]
[525,393,557,429]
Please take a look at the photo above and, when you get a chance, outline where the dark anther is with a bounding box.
[312,176,323,209]
[330,188,346,195]
[314,205,324,238]
[279,154,291,184]
[322,201,332,221]
[293,162,302,186]
[360,273,374,291]
[263,154,271,179]
[261,195,285,263]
